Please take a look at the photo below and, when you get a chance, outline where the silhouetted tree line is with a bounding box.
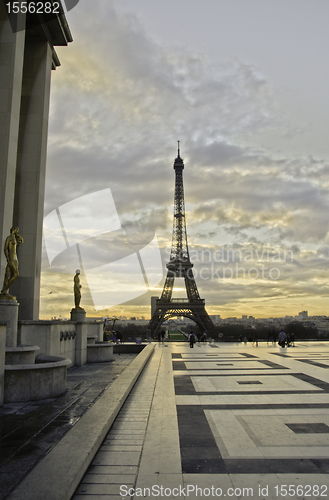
[104,320,323,343]
[215,321,319,342]
[182,320,321,342]
[104,323,148,342]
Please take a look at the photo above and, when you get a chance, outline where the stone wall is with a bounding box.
[18,321,77,367]
[17,320,103,367]
[0,324,6,405]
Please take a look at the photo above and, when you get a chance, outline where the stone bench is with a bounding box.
[4,355,71,403]
[87,342,114,363]
[5,345,40,365]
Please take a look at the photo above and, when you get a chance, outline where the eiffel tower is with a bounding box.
[148,144,217,336]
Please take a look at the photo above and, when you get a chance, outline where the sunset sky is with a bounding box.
[40,0,329,320]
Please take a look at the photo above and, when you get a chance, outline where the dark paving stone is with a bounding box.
[174,376,196,395]
[286,423,329,434]
[296,359,329,369]
[310,459,329,473]
[259,360,288,369]
[293,373,329,392]
[171,353,182,358]
[177,405,222,476]
[181,358,255,363]
[182,458,227,474]
[179,436,217,448]
[181,446,221,461]
[224,458,319,474]
[237,380,262,385]
[172,361,187,370]
[190,390,320,396]
[176,372,287,377]
[200,403,329,410]
[176,367,288,371]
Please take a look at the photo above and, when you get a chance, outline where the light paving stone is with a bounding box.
[134,473,185,500]
[103,445,143,452]
[290,434,329,445]
[109,429,146,436]
[75,483,124,495]
[74,496,122,500]
[82,473,136,484]
[111,422,148,430]
[300,446,329,457]
[205,410,263,458]
[88,465,138,475]
[92,451,141,466]
[115,416,149,422]
[229,474,283,500]
[103,438,144,445]
[183,473,235,500]
[276,472,329,488]
[258,446,306,458]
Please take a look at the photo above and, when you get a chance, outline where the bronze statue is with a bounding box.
[74,269,82,309]
[1,227,23,300]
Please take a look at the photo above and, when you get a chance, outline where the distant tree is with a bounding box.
[284,321,317,340]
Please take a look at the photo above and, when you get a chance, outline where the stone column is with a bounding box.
[0,5,25,286]
[11,40,53,320]
[75,323,87,366]
[0,300,19,347]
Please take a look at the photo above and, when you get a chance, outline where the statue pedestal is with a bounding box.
[70,308,86,322]
[0,300,19,347]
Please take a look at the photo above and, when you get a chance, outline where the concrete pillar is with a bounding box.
[75,323,87,366]
[0,324,6,405]
[0,5,25,286]
[0,300,19,347]
[11,40,53,319]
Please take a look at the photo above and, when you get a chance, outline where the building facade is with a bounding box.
[0,3,72,319]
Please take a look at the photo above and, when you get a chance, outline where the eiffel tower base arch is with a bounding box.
[148,299,217,337]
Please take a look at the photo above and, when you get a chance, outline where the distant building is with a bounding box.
[210,315,221,324]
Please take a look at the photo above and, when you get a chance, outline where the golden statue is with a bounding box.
[1,227,24,300]
[73,269,82,309]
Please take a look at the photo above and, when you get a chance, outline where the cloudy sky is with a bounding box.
[40,0,329,320]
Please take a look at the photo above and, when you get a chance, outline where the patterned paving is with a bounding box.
[73,343,329,499]
[174,351,329,474]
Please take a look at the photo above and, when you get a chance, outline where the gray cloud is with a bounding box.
[41,1,329,319]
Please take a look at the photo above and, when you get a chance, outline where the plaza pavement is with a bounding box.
[72,341,329,500]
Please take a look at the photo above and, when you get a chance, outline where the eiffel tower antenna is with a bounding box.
[148,145,217,337]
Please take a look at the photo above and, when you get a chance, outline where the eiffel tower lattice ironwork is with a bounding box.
[148,144,217,336]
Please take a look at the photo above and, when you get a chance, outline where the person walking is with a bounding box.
[188,332,196,348]
[278,330,287,347]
